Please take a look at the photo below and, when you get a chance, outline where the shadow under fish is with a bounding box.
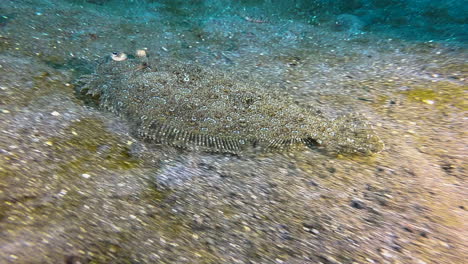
[76,53,384,156]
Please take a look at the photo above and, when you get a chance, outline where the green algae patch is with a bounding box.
[139,185,170,204]
[401,82,467,111]
[84,240,135,264]
[49,118,140,173]
[0,68,74,107]
[141,190,188,238]
[404,89,437,103]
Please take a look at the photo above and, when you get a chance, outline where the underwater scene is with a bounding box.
[0,0,466,263]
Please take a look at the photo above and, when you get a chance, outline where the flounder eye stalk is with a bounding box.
[111,52,128,61]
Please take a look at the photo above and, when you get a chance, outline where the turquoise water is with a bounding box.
[67,0,468,42]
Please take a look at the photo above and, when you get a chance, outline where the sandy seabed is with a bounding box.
[0,1,466,263]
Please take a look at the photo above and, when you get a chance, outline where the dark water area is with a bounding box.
[0,1,466,264]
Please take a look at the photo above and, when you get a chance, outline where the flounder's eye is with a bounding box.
[111,52,128,61]
[135,49,147,58]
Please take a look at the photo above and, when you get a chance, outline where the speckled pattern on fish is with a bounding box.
[77,55,384,155]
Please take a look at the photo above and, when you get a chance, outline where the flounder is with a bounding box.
[77,54,384,155]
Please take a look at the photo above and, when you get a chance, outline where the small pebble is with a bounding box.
[51,111,60,116]
[438,241,450,248]
[403,226,413,233]
[379,248,394,259]
[351,199,365,209]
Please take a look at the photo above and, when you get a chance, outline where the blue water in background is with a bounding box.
[70,0,467,43]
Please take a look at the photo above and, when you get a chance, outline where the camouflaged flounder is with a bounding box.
[77,55,384,155]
